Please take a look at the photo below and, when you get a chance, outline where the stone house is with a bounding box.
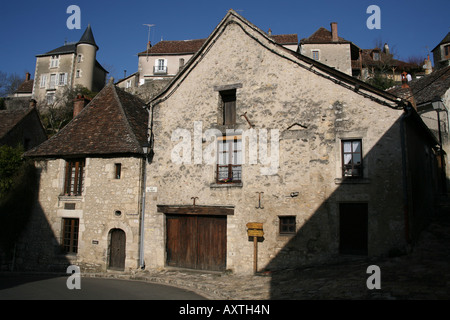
[432,32,450,70]
[17,10,441,274]
[142,10,441,274]
[32,25,108,106]
[299,22,361,77]
[22,84,148,272]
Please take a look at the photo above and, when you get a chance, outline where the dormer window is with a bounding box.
[50,55,59,68]
[373,51,380,61]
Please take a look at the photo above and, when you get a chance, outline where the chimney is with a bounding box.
[331,22,338,42]
[73,94,90,118]
[268,28,272,36]
[401,71,409,88]
[383,43,390,55]
[147,41,152,50]
[29,99,36,108]
[26,72,31,81]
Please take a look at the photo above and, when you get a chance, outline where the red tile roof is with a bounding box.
[300,27,352,44]
[138,34,298,56]
[24,84,148,158]
[14,80,34,94]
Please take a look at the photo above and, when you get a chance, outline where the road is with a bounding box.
[0,274,207,300]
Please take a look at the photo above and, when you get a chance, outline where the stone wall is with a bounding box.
[143,18,407,274]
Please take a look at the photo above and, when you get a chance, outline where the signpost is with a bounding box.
[246,222,264,274]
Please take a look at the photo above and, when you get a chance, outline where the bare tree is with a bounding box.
[0,71,24,98]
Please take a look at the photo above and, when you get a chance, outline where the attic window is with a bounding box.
[373,52,380,61]
[115,163,122,179]
[312,50,319,61]
[220,89,236,125]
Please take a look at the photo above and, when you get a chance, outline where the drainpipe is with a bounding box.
[139,141,150,269]
[400,104,412,244]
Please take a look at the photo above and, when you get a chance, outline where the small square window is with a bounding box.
[312,50,319,61]
[115,163,122,179]
[279,216,296,235]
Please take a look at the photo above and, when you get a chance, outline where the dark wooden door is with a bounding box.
[109,229,126,270]
[339,203,368,255]
[166,215,227,271]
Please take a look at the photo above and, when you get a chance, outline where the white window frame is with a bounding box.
[58,73,68,86]
[50,55,59,68]
[40,74,48,88]
[46,92,55,105]
[49,74,57,89]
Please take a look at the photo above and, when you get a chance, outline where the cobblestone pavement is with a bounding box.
[92,212,450,300]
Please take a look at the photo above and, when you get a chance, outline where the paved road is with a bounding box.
[0,274,207,300]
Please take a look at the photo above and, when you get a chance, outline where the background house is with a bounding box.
[432,32,450,70]
[32,25,108,106]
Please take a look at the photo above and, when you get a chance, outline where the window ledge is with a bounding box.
[210,182,243,189]
[59,195,84,201]
[334,178,370,184]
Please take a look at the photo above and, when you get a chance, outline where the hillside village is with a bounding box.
[1,10,450,278]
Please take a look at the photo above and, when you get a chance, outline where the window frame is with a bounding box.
[50,55,59,68]
[115,163,122,179]
[216,136,242,184]
[312,50,320,61]
[64,159,86,196]
[220,89,237,125]
[341,139,363,178]
[61,218,79,254]
[279,216,296,235]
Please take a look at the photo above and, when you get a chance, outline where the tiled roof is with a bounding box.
[24,84,148,158]
[15,79,34,94]
[388,66,450,105]
[138,34,298,56]
[0,107,36,140]
[300,27,351,44]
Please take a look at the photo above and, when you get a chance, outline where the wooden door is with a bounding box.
[339,203,368,255]
[166,214,227,271]
[109,229,126,270]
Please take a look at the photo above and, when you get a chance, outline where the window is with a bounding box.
[46,92,55,105]
[76,70,81,78]
[77,54,82,63]
[64,159,85,196]
[342,139,363,178]
[50,55,59,68]
[445,45,450,57]
[373,52,380,61]
[154,59,167,74]
[221,89,236,125]
[312,50,319,61]
[49,74,57,89]
[40,74,47,88]
[179,58,185,70]
[58,73,68,86]
[62,218,79,254]
[115,163,122,179]
[279,216,296,235]
[217,136,242,183]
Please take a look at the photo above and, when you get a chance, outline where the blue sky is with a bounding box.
[1,0,449,82]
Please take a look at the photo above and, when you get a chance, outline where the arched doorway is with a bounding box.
[108,229,126,270]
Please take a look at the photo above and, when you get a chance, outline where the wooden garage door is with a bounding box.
[166,214,227,271]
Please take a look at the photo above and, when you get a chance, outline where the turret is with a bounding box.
[74,24,98,90]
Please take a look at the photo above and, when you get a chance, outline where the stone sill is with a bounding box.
[210,182,243,189]
[334,178,371,184]
[58,195,84,201]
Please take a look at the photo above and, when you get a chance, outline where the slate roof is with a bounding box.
[24,84,148,158]
[138,34,298,56]
[78,24,98,50]
[432,32,450,52]
[388,66,450,106]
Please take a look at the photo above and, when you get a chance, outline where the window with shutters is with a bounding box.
[64,159,85,196]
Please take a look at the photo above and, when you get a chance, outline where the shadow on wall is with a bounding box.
[264,114,441,299]
[0,161,69,273]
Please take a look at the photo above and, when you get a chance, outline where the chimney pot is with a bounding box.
[331,22,338,42]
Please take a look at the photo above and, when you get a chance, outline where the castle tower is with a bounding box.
[74,24,99,90]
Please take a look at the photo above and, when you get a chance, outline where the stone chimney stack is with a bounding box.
[268,28,272,36]
[73,95,90,118]
[331,22,338,42]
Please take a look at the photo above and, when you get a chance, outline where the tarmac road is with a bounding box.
[0,274,207,300]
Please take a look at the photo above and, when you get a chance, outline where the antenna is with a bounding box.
[143,24,155,61]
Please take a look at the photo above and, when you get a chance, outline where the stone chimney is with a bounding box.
[268,28,272,36]
[29,99,36,108]
[383,43,390,55]
[331,22,338,42]
[147,41,152,50]
[25,72,31,81]
[73,95,90,118]
[424,55,433,75]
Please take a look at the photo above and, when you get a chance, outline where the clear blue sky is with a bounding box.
[1,0,449,82]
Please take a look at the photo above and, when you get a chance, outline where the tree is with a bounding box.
[38,85,97,136]
[0,71,25,98]
[0,145,23,197]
